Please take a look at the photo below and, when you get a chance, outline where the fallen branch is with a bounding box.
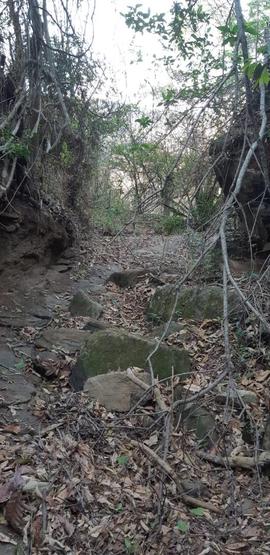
[127,367,168,412]
[198,449,270,469]
[132,440,220,513]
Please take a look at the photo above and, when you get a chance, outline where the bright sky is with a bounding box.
[91,0,250,105]
[92,0,170,104]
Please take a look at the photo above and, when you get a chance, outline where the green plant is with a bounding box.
[190,507,205,517]
[0,129,30,160]
[92,192,131,235]
[124,537,137,554]
[154,214,186,235]
[176,520,189,533]
[60,141,73,166]
[191,188,220,230]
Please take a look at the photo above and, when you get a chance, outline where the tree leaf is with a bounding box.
[190,506,205,517]
[176,520,189,532]
[116,455,129,465]
[15,359,25,371]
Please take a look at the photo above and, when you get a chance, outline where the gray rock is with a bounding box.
[183,405,218,448]
[0,345,18,372]
[181,479,208,498]
[174,388,217,447]
[84,370,150,412]
[35,328,89,353]
[69,290,103,318]
[0,371,35,405]
[71,329,190,390]
[147,284,243,322]
[83,318,109,333]
[107,268,150,288]
[216,387,257,405]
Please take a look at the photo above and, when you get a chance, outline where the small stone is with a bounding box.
[69,290,103,318]
[107,268,150,288]
[181,479,208,498]
[83,370,150,412]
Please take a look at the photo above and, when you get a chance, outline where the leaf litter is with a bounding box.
[1,231,270,553]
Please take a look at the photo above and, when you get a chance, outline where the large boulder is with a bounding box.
[147,284,243,322]
[69,290,103,319]
[70,329,190,390]
[83,369,150,412]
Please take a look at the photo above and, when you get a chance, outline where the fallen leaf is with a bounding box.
[0,424,22,435]
[4,492,26,533]
[0,532,16,545]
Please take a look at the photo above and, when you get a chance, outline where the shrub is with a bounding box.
[191,188,220,230]
[92,193,131,234]
[154,213,186,235]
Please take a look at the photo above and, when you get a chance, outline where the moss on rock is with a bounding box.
[147,284,243,322]
[71,329,190,390]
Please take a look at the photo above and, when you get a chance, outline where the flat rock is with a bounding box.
[0,344,18,372]
[35,328,89,353]
[71,329,190,390]
[84,369,150,412]
[0,371,35,405]
[147,284,243,322]
[69,290,103,318]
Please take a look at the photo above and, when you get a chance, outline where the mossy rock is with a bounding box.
[71,329,190,390]
[147,284,243,322]
[69,290,103,318]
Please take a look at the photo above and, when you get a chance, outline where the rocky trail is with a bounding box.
[1,227,270,554]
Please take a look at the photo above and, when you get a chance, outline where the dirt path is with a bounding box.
[0,228,269,554]
[1,228,188,426]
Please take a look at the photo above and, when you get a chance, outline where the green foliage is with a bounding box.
[160,88,178,106]
[191,188,220,230]
[92,192,131,235]
[122,2,217,98]
[124,537,137,554]
[115,502,123,512]
[218,20,258,47]
[135,115,153,128]
[190,507,205,517]
[176,520,189,533]
[244,61,270,86]
[116,454,129,465]
[60,141,73,166]
[0,129,30,160]
[154,214,185,235]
